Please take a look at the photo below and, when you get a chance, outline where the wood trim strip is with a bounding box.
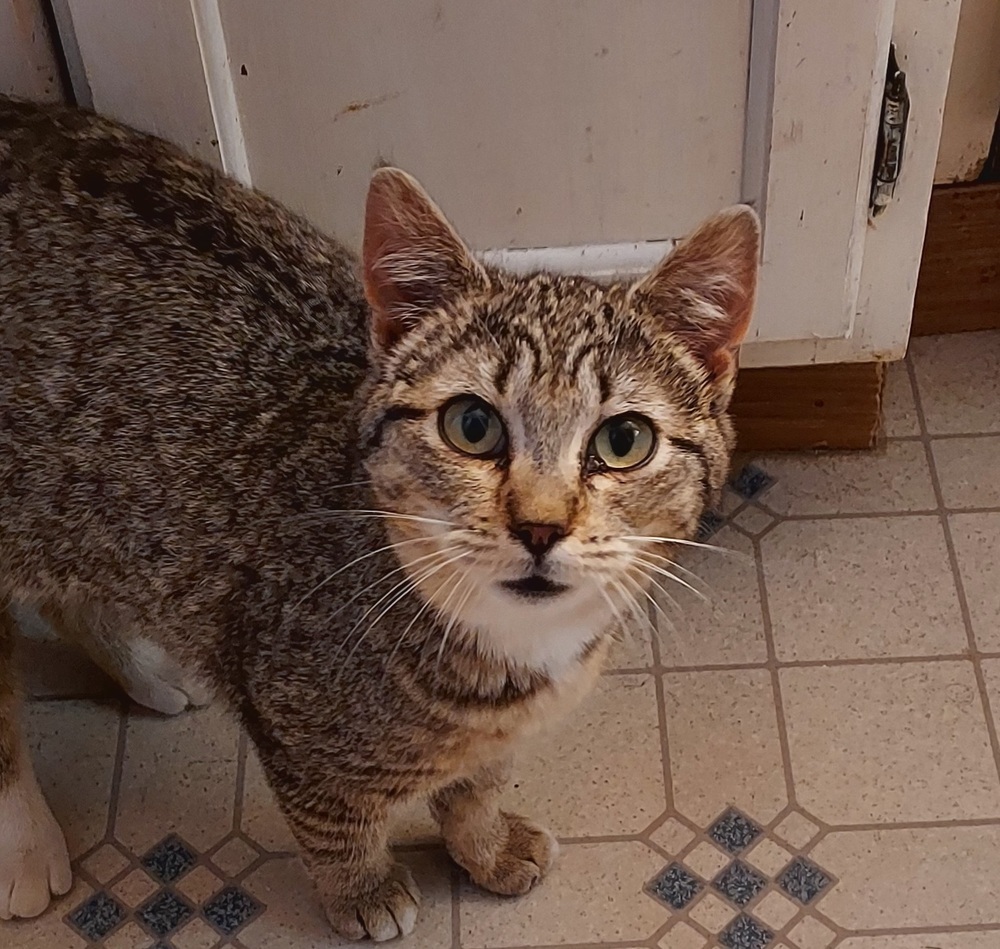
[731,361,883,452]
[911,181,1000,336]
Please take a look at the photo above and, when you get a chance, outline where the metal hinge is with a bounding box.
[870,43,911,217]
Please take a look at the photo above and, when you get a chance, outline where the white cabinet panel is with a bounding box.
[218,0,752,250]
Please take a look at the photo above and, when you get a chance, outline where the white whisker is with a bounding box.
[636,550,718,601]
[339,550,469,669]
[291,534,440,610]
[295,509,463,530]
[633,556,710,603]
[620,534,746,559]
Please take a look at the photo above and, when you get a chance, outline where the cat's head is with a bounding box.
[359,168,759,673]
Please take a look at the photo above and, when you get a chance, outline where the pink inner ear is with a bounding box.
[362,168,486,351]
[635,206,760,382]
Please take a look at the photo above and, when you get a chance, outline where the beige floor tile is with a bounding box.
[933,436,1000,509]
[608,622,654,670]
[730,504,776,536]
[80,842,131,884]
[649,816,696,856]
[241,851,452,949]
[782,663,1000,823]
[752,890,799,930]
[177,864,224,903]
[102,921,151,949]
[763,517,966,661]
[744,837,793,877]
[787,915,836,949]
[682,841,729,880]
[112,867,159,908]
[984,659,1000,728]
[23,700,120,859]
[241,747,298,852]
[656,528,768,668]
[910,331,1000,435]
[950,513,1000,652]
[814,825,1000,929]
[759,442,935,516]
[686,891,735,933]
[840,936,1000,949]
[210,836,259,876]
[460,841,669,947]
[506,674,665,836]
[772,812,820,850]
[663,670,787,825]
[659,919,710,949]
[171,917,223,949]
[115,706,240,855]
[881,359,921,438]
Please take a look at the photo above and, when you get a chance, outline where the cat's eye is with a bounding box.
[439,396,507,458]
[588,414,656,471]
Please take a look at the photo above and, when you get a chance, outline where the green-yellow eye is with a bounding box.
[440,397,507,458]
[590,414,656,471]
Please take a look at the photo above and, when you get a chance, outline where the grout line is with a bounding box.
[906,356,1000,787]
[889,430,1000,441]
[755,534,796,810]
[648,604,676,812]
[450,860,462,949]
[232,730,248,833]
[104,700,130,843]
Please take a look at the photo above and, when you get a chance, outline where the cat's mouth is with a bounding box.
[500,575,570,600]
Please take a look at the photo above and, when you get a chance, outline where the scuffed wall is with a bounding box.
[935,0,1000,183]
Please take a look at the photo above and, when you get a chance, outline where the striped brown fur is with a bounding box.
[0,96,758,938]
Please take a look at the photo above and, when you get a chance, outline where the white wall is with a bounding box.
[935,0,1000,183]
[0,0,63,101]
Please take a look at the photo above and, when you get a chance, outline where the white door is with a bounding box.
[56,0,960,367]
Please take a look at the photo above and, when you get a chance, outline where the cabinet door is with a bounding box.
[61,0,960,367]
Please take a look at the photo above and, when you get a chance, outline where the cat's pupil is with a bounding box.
[609,421,637,457]
[462,407,489,444]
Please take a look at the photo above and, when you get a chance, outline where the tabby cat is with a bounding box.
[0,95,759,940]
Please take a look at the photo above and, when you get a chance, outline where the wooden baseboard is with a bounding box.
[730,361,884,452]
[911,181,1000,336]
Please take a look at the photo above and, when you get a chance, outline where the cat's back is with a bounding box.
[0,96,370,562]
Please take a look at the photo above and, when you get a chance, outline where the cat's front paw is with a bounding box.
[324,864,421,943]
[0,770,72,919]
[459,813,559,897]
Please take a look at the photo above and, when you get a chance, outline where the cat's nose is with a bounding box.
[512,522,566,559]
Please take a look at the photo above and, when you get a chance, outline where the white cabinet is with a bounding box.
[53,1,963,366]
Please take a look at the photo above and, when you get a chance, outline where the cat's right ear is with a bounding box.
[363,168,488,351]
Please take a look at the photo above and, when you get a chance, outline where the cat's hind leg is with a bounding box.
[0,604,72,919]
[40,600,211,716]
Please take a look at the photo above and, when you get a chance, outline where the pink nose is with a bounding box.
[512,522,565,558]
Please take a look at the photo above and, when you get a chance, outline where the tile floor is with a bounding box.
[9,329,1000,949]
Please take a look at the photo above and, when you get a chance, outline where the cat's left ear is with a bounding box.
[630,205,760,400]
[363,167,488,351]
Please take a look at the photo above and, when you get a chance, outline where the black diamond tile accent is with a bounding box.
[697,509,727,540]
[778,856,831,904]
[66,891,126,940]
[648,862,703,910]
[709,808,762,854]
[719,913,773,949]
[713,860,767,907]
[203,885,263,935]
[137,890,194,937]
[730,464,775,500]
[141,835,197,884]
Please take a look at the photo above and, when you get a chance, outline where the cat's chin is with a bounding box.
[455,581,615,678]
